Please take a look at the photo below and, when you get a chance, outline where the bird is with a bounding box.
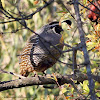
[19,20,71,77]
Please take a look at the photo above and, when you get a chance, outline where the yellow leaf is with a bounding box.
[52,73,57,81]
[82,92,88,95]
[61,87,67,94]
[47,76,55,80]
[95,24,100,37]
[65,96,69,99]
[86,34,95,39]
[91,68,96,73]
[95,24,100,31]
[33,0,39,5]
[1,0,5,8]
[83,81,89,93]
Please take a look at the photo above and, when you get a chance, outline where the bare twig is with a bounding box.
[72,49,78,74]
[57,0,76,20]
[0,0,54,24]
[73,0,96,99]
[88,0,100,10]
[0,69,25,78]
[78,2,100,15]
[68,0,100,15]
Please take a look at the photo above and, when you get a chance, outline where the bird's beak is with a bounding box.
[60,28,64,32]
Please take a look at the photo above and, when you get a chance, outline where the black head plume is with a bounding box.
[49,21,59,25]
[62,20,72,26]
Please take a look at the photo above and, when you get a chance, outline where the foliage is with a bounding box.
[0,0,100,99]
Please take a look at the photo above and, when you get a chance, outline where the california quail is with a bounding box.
[19,20,71,77]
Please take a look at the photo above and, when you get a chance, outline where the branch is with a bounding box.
[88,0,100,10]
[0,0,54,24]
[0,74,99,92]
[73,0,96,100]
[57,0,76,20]
[0,75,72,92]
[68,0,100,15]
[72,49,78,74]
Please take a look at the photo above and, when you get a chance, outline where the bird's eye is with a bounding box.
[49,21,63,34]
[53,25,63,34]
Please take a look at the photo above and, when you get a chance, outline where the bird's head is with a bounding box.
[48,20,72,34]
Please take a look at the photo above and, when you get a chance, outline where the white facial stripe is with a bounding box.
[52,27,57,34]
[49,23,59,27]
